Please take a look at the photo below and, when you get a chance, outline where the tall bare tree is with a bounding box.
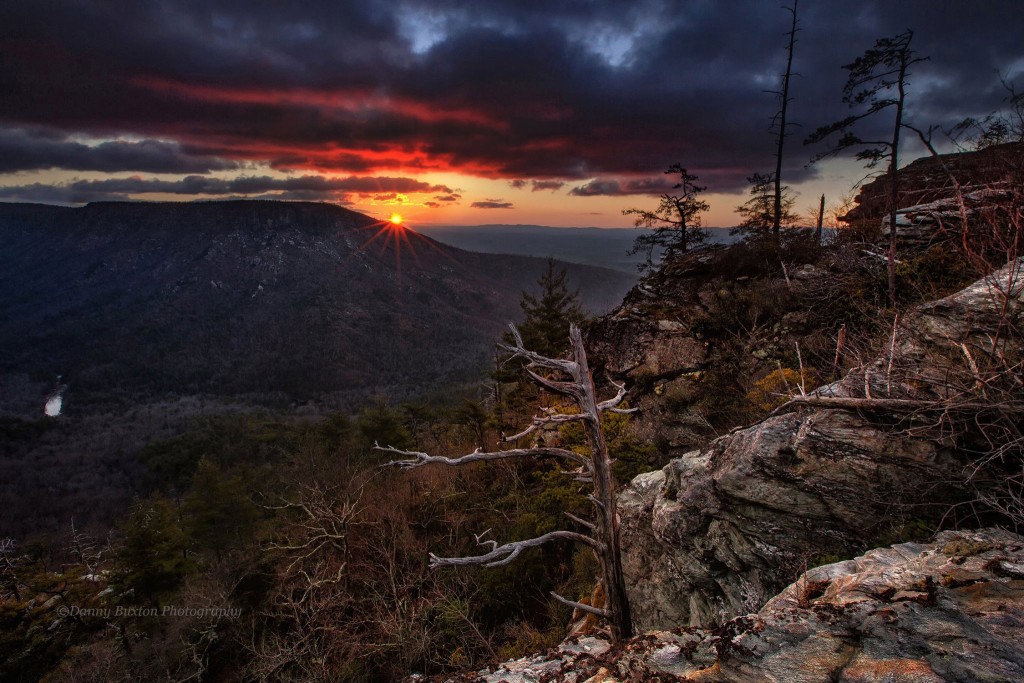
[806,29,928,304]
[377,324,636,642]
[771,0,800,237]
[815,193,826,244]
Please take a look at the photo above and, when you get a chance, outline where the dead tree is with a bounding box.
[771,0,800,237]
[816,193,825,244]
[377,323,636,642]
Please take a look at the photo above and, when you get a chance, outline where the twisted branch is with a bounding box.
[499,324,579,376]
[597,378,638,414]
[429,530,601,568]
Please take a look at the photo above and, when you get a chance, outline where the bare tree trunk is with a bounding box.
[494,349,504,435]
[569,326,632,641]
[674,197,688,254]
[773,0,798,239]
[816,193,825,244]
[888,43,909,306]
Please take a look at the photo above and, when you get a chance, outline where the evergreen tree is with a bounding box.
[495,260,586,423]
[623,164,709,268]
[182,458,260,555]
[512,259,586,358]
[111,495,193,605]
[357,397,412,452]
[734,172,798,233]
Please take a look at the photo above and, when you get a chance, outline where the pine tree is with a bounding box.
[513,259,586,357]
[182,458,259,556]
[734,172,798,233]
[495,260,586,425]
[806,29,927,304]
[111,495,193,606]
[623,164,709,268]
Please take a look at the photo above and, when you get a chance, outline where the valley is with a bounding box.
[0,200,636,535]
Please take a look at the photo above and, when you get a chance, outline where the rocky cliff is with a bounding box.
[456,528,1024,682]
[616,257,1023,631]
[841,141,1024,227]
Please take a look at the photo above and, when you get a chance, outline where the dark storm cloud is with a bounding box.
[470,199,514,209]
[569,177,678,197]
[568,179,630,197]
[530,180,565,192]
[511,179,566,191]
[0,128,238,173]
[0,175,453,204]
[1,1,1022,196]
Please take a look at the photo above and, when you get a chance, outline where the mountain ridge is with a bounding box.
[0,200,636,412]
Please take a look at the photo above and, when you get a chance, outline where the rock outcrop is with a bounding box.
[872,187,1017,246]
[617,258,1024,631]
[584,246,835,458]
[456,528,1024,682]
[841,141,1024,227]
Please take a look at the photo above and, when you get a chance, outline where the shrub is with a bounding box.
[746,367,819,413]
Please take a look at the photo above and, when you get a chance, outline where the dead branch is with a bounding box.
[375,443,591,472]
[550,591,610,618]
[564,512,596,532]
[428,530,601,568]
[503,408,591,443]
[503,378,636,442]
[523,368,585,400]
[769,394,1024,418]
[498,324,579,376]
[597,378,638,414]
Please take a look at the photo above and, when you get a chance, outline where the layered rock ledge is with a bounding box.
[453,528,1024,682]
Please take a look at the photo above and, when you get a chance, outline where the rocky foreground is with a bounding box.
[435,258,1024,682]
[617,257,1024,631]
[446,528,1024,682]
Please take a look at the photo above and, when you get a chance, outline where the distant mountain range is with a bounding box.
[418,224,738,273]
[0,201,644,534]
[0,202,637,413]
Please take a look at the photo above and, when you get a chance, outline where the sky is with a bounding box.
[1,1,1022,227]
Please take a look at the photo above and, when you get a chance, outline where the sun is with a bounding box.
[389,213,404,225]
